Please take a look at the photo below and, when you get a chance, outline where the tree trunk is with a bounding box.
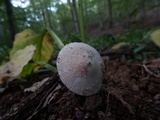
[68,0,80,33]
[83,0,89,26]
[140,0,146,20]
[45,3,52,28]
[107,0,113,28]
[38,0,47,27]
[78,0,86,42]
[4,0,17,42]
[30,0,36,21]
[47,6,55,30]
[154,0,160,19]
[98,0,104,29]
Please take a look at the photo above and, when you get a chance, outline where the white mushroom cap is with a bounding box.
[56,42,104,96]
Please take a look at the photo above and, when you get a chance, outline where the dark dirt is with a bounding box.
[1,53,160,120]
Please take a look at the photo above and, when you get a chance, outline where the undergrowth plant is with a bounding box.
[0,46,10,64]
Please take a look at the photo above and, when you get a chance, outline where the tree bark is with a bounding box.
[30,0,37,21]
[98,0,104,29]
[47,6,55,30]
[38,0,47,27]
[4,0,17,42]
[139,0,146,20]
[68,0,80,33]
[78,0,86,42]
[107,0,113,28]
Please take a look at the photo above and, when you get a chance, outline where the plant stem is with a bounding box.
[46,27,64,49]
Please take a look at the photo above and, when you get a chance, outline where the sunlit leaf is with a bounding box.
[1,29,55,83]
[150,29,160,47]
[10,29,54,63]
[9,29,54,78]
[32,31,54,62]
[10,29,37,56]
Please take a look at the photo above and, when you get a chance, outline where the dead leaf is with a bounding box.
[111,42,127,50]
[150,29,160,47]
[24,77,49,92]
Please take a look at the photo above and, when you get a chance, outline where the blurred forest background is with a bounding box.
[1,1,160,119]
[0,0,160,50]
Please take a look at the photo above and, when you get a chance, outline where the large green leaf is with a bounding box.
[150,29,160,47]
[10,29,54,62]
[10,29,36,56]
[32,31,54,62]
[20,63,37,78]
[9,29,54,78]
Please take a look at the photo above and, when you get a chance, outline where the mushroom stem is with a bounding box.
[47,27,64,49]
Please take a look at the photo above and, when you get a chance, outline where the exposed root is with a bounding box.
[104,87,135,120]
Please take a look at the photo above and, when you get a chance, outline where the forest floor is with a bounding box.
[89,15,160,37]
[1,17,160,120]
[0,49,160,120]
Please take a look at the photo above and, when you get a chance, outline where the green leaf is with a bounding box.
[150,29,160,47]
[10,29,54,63]
[46,28,64,49]
[133,46,145,53]
[10,29,37,56]
[9,29,54,78]
[36,61,57,72]
[0,45,36,85]
[20,63,37,78]
[32,31,54,62]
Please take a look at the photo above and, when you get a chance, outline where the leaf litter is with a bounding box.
[0,56,160,120]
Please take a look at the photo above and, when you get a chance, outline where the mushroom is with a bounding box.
[56,42,104,96]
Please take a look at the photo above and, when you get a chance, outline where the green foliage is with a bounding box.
[114,30,148,45]
[0,29,54,83]
[10,29,54,63]
[36,61,57,72]
[87,28,160,61]
[88,33,115,50]
[0,0,160,62]
[47,28,64,49]
[133,46,145,53]
[66,33,82,43]
[1,0,160,47]
[20,63,37,78]
[87,29,151,53]
[0,46,10,64]
[0,45,36,85]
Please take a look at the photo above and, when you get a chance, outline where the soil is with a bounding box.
[0,50,160,120]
